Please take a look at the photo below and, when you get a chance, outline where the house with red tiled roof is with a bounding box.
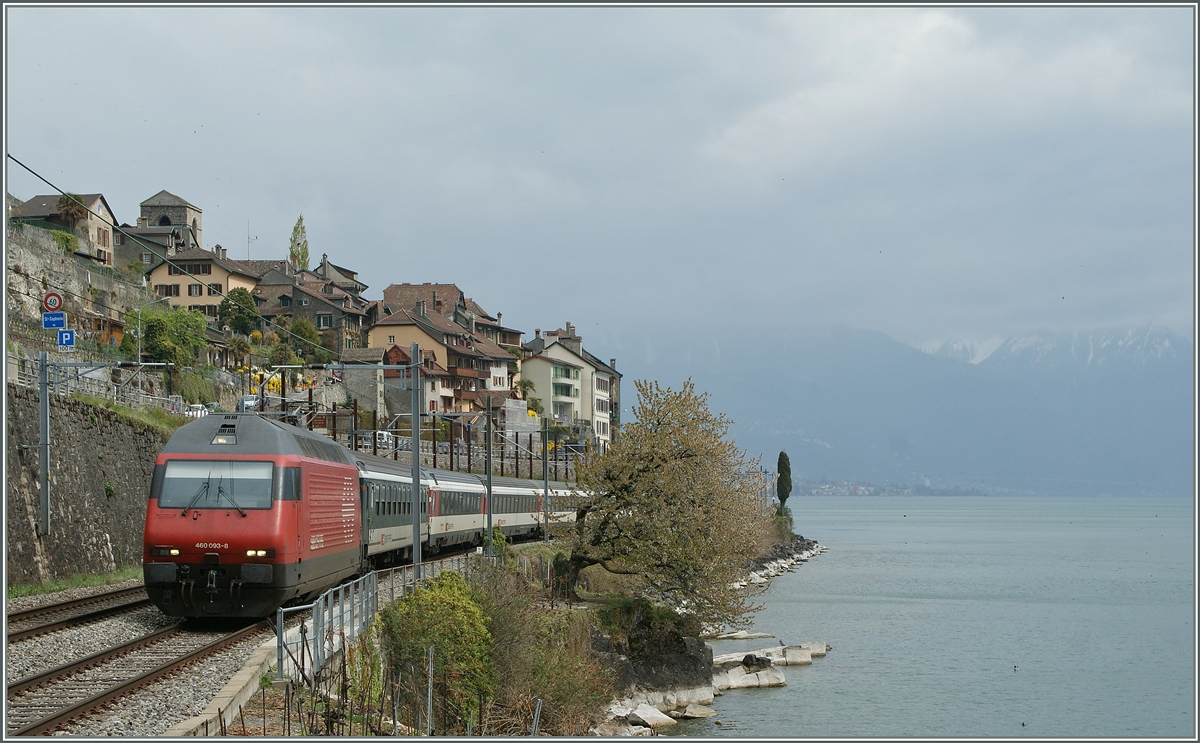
[366,301,512,413]
[382,345,455,415]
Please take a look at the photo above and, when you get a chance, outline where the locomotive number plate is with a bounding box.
[195,542,229,549]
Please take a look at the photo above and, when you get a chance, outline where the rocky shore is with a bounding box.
[590,536,827,736]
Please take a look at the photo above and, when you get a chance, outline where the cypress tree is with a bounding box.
[776,451,792,516]
[288,214,309,269]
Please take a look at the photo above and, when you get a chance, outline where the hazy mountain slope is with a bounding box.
[668,324,1195,496]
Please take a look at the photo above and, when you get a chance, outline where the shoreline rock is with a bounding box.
[588,536,828,735]
[722,535,827,592]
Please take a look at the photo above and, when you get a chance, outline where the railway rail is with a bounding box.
[5,619,271,736]
[6,587,151,643]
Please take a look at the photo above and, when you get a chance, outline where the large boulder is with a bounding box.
[741,654,773,672]
[627,703,677,728]
[713,664,787,690]
[682,704,717,719]
[713,644,817,667]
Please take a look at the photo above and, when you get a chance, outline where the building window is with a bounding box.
[388,336,395,345]
[188,283,204,296]
[141,252,153,265]
[299,298,309,306]
[316,314,333,329]
[553,383,573,397]
[155,284,180,297]
[280,296,291,307]
[168,262,211,276]
[207,283,222,296]
[596,378,610,393]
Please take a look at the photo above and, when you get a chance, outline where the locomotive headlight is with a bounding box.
[151,546,181,558]
[169,549,180,556]
[246,549,270,557]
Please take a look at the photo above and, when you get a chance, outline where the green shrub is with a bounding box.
[52,230,78,254]
[380,571,493,732]
[594,596,701,657]
[175,371,217,404]
[467,562,613,735]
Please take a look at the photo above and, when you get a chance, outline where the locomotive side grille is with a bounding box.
[307,471,357,550]
[295,435,348,464]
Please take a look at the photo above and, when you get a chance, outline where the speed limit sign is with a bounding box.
[43,292,63,312]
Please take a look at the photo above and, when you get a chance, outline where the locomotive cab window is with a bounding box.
[154,460,276,510]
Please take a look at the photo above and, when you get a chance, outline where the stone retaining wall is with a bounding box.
[5,383,165,585]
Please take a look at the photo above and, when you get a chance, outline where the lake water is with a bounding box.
[664,495,1195,738]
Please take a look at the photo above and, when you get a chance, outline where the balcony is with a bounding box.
[456,389,479,402]
[451,366,487,378]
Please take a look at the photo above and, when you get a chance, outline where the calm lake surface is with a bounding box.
[664,495,1195,738]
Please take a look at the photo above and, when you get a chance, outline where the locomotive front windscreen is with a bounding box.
[155,460,275,510]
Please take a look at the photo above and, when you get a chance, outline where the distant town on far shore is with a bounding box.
[799,480,989,498]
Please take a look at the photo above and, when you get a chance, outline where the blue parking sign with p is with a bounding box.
[57,329,75,348]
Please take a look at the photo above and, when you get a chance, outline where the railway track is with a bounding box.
[6,587,151,642]
[5,619,271,736]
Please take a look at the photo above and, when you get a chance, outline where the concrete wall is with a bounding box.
[5,383,166,586]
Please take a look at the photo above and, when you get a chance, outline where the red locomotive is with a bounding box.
[142,413,577,618]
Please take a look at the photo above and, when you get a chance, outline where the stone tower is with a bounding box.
[137,190,202,249]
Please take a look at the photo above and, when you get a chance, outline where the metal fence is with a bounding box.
[276,571,378,684]
[7,352,184,413]
[275,555,478,685]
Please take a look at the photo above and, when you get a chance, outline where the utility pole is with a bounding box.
[35,356,153,537]
[542,415,550,543]
[410,343,422,579]
[38,351,50,536]
[485,395,493,557]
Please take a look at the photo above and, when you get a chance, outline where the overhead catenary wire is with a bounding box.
[6,154,343,362]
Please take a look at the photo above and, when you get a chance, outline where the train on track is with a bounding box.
[142,413,581,618]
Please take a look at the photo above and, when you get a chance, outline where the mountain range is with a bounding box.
[647,324,1194,497]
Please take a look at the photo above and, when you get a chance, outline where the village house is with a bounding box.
[10,192,118,265]
[144,245,261,319]
[380,282,524,352]
[382,344,455,415]
[366,301,512,413]
[522,322,620,453]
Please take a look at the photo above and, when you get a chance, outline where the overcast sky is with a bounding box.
[5,6,1194,366]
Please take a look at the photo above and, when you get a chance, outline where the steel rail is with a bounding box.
[6,586,146,625]
[6,624,183,695]
[7,597,153,643]
[8,619,271,737]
